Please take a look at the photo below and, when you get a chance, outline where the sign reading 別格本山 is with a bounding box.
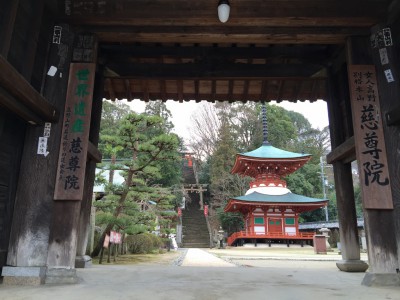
[348,65,393,209]
[54,63,95,200]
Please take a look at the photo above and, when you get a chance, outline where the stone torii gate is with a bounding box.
[183,184,208,210]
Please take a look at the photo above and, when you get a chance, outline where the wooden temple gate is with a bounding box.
[0,0,399,286]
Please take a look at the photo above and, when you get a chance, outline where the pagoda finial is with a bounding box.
[261,102,270,145]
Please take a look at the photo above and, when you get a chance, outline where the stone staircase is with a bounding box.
[181,160,210,248]
[181,194,210,248]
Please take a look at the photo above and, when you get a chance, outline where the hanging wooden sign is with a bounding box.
[54,63,96,200]
[348,65,393,209]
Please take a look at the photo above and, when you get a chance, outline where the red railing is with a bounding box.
[227,231,315,246]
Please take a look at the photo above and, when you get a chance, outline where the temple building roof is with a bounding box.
[225,191,328,213]
[231,144,311,178]
[240,143,310,159]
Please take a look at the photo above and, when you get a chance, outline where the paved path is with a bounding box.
[0,248,399,300]
[181,248,236,267]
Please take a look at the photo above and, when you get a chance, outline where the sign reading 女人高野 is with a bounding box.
[54,63,95,200]
[348,64,393,209]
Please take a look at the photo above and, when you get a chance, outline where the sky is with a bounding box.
[126,99,329,142]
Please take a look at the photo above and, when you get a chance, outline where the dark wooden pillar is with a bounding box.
[366,23,400,284]
[0,0,19,57]
[3,24,75,285]
[46,33,98,283]
[347,35,399,286]
[326,63,367,272]
[75,70,104,268]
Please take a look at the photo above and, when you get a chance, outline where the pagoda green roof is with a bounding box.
[232,191,326,204]
[240,144,310,159]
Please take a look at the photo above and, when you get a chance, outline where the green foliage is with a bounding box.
[145,100,174,133]
[217,205,244,236]
[93,109,182,257]
[125,233,163,254]
[99,101,131,159]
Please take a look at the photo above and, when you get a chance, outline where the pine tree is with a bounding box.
[92,112,180,257]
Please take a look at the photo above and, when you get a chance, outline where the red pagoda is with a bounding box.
[225,105,328,246]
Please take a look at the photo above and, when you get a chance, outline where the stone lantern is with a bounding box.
[319,224,332,251]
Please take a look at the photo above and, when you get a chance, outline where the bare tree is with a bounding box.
[188,102,221,158]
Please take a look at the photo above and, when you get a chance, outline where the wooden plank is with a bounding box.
[348,65,393,209]
[0,55,58,122]
[54,63,96,201]
[326,136,355,164]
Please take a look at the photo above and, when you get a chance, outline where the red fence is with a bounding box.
[227,231,315,246]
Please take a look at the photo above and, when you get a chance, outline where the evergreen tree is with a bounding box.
[92,112,180,257]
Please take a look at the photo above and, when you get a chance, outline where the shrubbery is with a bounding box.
[125,233,163,254]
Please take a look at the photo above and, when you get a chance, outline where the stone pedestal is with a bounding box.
[336,260,369,272]
[45,268,79,284]
[313,235,327,254]
[75,255,92,268]
[362,273,400,287]
[1,266,46,285]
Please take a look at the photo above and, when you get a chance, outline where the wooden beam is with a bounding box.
[105,78,116,101]
[87,141,102,163]
[326,136,355,164]
[101,44,332,62]
[60,0,385,27]
[124,79,132,100]
[211,80,216,103]
[90,26,369,44]
[228,80,234,102]
[0,55,58,122]
[385,105,400,126]
[106,62,323,78]
[194,80,200,103]
[242,80,249,102]
[161,79,167,102]
[0,86,43,125]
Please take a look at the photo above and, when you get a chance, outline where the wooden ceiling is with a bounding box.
[59,0,390,103]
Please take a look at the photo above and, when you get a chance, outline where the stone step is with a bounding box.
[182,243,210,248]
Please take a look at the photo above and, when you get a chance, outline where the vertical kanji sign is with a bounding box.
[348,65,393,209]
[54,63,96,200]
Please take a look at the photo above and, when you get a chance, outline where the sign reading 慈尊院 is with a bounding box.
[54,63,95,200]
[348,65,393,209]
